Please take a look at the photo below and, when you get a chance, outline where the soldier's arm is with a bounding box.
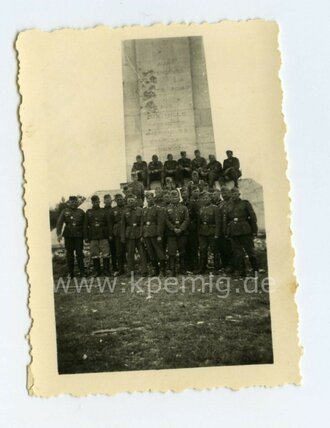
[83,211,89,240]
[120,212,126,242]
[165,210,175,231]
[180,206,190,232]
[245,201,258,234]
[106,210,113,237]
[235,158,240,170]
[56,209,65,237]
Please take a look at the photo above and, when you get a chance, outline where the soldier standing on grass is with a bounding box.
[56,196,85,278]
[111,194,126,276]
[121,194,148,277]
[224,187,259,277]
[142,193,166,276]
[185,186,200,272]
[103,194,117,273]
[165,190,190,276]
[197,192,221,274]
[218,187,233,272]
[84,195,112,277]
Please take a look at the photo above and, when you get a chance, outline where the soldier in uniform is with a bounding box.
[154,187,164,208]
[197,192,221,274]
[185,186,200,272]
[56,196,85,278]
[224,187,258,277]
[223,150,242,187]
[147,154,164,189]
[165,190,190,276]
[131,154,148,187]
[103,194,118,273]
[202,154,224,188]
[142,193,166,276]
[211,189,221,206]
[121,194,148,276]
[84,195,112,277]
[111,194,126,275]
[218,186,233,271]
[180,187,189,206]
[164,153,179,187]
[177,151,192,187]
[187,170,200,198]
[128,171,145,207]
[191,149,207,174]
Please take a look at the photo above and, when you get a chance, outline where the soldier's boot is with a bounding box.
[77,257,85,277]
[159,260,166,277]
[151,260,160,276]
[197,255,207,274]
[178,255,187,275]
[92,258,101,277]
[67,257,75,279]
[169,256,176,277]
[103,257,111,276]
[213,254,220,274]
[249,256,259,275]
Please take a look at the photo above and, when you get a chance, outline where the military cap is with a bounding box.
[226,150,233,155]
[69,196,78,201]
[180,150,186,156]
[91,195,100,201]
[114,193,123,199]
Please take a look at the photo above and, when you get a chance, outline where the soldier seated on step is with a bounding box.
[177,151,192,187]
[147,154,164,189]
[164,153,179,187]
[131,154,148,187]
[223,150,242,187]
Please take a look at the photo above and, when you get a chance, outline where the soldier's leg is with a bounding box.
[218,236,232,270]
[167,237,177,276]
[109,238,117,271]
[230,237,246,276]
[198,235,208,273]
[210,236,220,271]
[241,235,258,272]
[145,237,156,275]
[90,240,102,277]
[126,239,135,274]
[100,239,111,275]
[137,239,148,275]
[74,237,85,276]
[177,236,188,274]
[114,236,125,274]
[64,237,75,277]
[151,237,166,275]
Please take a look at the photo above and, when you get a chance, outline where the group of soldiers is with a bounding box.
[56,149,259,279]
[131,149,242,189]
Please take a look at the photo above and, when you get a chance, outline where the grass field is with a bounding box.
[53,244,273,374]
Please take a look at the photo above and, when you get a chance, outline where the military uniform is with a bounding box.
[84,206,112,275]
[197,204,221,273]
[128,181,145,207]
[121,206,147,275]
[110,205,126,274]
[185,198,200,271]
[224,198,258,275]
[191,156,207,172]
[165,203,189,274]
[217,199,232,270]
[147,160,164,188]
[177,157,192,186]
[56,206,85,276]
[142,205,166,274]
[223,157,241,186]
[164,159,179,186]
[206,159,223,188]
[132,160,148,187]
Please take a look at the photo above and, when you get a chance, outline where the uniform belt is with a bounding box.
[132,223,138,226]
[233,217,248,222]
[145,221,156,225]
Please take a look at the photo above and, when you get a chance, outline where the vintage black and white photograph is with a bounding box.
[17,21,300,395]
[50,34,272,375]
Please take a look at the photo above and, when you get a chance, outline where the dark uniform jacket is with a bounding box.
[164,160,178,173]
[186,199,200,232]
[132,160,147,173]
[110,205,125,237]
[223,157,240,171]
[56,207,85,238]
[148,160,163,173]
[198,204,221,236]
[165,203,189,236]
[177,158,192,169]
[84,207,111,240]
[224,199,258,237]
[121,206,144,240]
[206,160,223,174]
[128,181,145,202]
[142,205,165,238]
[191,157,207,170]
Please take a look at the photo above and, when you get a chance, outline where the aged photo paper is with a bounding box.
[17,21,301,396]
